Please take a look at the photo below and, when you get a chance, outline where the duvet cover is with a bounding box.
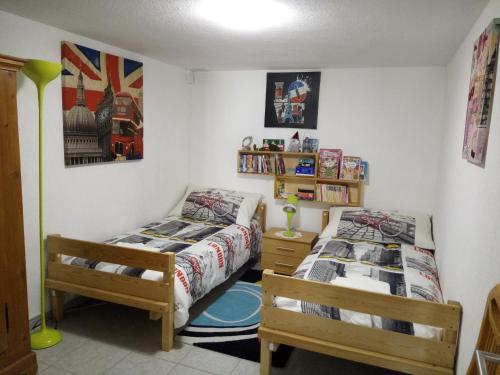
[275,237,443,339]
[62,215,262,328]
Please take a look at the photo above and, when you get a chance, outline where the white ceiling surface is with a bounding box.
[0,0,488,70]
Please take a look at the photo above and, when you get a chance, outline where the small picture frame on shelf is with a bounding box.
[302,137,319,153]
[263,139,285,151]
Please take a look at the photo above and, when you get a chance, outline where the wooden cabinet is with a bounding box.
[261,228,318,276]
[0,55,38,375]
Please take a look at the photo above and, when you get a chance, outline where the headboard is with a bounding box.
[257,203,266,232]
[321,210,330,232]
[467,284,500,374]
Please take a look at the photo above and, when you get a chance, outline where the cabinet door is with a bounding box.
[0,305,7,354]
[0,68,30,356]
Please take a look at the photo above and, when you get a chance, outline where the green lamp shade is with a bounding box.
[22,59,63,350]
[282,194,298,237]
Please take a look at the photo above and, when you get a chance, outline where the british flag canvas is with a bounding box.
[61,41,144,166]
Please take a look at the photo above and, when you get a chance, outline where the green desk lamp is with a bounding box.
[22,59,63,350]
[282,194,298,237]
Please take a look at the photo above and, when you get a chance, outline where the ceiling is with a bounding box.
[0,0,487,70]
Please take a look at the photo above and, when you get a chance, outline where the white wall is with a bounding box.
[0,11,192,318]
[190,68,446,232]
[434,1,500,373]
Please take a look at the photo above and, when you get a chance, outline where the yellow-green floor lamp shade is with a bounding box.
[22,59,63,350]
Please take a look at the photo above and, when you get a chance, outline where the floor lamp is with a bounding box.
[22,59,63,349]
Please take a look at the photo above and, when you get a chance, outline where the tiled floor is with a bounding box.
[34,303,400,375]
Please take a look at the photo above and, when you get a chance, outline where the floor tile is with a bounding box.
[180,347,239,375]
[169,364,213,375]
[231,359,260,375]
[105,351,175,375]
[55,340,130,375]
[34,331,87,364]
[37,361,50,373]
[38,366,76,375]
[152,340,193,363]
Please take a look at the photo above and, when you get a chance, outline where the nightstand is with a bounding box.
[261,227,319,275]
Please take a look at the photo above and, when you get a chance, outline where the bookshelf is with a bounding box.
[237,150,363,206]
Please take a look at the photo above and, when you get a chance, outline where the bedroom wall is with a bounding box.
[0,11,192,319]
[189,68,446,232]
[434,0,500,373]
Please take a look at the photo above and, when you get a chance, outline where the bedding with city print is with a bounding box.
[62,215,262,328]
[170,186,262,228]
[275,238,443,339]
[321,207,435,250]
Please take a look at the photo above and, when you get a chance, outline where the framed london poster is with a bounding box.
[462,21,500,166]
[264,72,321,129]
[61,41,144,166]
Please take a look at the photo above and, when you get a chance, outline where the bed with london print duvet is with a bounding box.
[62,215,262,328]
[275,238,444,339]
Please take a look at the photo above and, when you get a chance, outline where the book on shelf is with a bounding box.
[316,184,349,204]
[295,157,315,177]
[340,156,361,181]
[360,161,368,183]
[297,188,315,201]
[319,149,342,179]
[274,154,286,176]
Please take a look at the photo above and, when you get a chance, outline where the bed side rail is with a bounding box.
[260,269,461,371]
[45,234,175,310]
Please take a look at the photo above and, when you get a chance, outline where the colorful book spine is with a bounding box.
[319,148,342,179]
[340,156,361,181]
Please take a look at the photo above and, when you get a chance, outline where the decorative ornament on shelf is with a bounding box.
[22,59,64,350]
[282,194,299,237]
[241,136,253,150]
[287,131,301,152]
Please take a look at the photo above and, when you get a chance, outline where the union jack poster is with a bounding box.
[264,72,321,129]
[61,41,144,166]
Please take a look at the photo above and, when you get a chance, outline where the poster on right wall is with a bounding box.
[462,20,500,166]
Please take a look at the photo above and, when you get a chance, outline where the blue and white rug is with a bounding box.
[178,269,293,367]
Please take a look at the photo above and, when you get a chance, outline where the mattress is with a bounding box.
[275,237,444,339]
[62,215,262,328]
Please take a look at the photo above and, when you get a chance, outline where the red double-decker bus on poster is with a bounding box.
[111,92,143,160]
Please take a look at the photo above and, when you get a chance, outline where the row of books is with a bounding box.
[239,154,272,174]
[316,184,349,204]
[319,149,368,181]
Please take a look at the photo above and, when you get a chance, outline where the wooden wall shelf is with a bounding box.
[237,149,363,207]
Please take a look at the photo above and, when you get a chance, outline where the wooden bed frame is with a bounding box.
[259,210,462,375]
[45,203,266,352]
[467,284,500,374]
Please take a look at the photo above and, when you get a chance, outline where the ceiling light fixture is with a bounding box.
[195,0,293,32]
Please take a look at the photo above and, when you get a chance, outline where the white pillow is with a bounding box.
[169,185,262,228]
[320,207,435,250]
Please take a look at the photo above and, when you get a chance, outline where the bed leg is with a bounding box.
[161,310,174,351]
[260,339,272,375]
[51,290,64,322]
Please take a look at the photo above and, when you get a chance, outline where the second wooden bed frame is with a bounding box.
[45,203,266,351]
[259,210,462,375]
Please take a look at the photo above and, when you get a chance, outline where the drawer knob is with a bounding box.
[276,247,295,253]
[275,262,294,268]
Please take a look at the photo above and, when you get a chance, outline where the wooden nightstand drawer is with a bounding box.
[264,238,311,258]
[261,252,302,276]
[261,227,319,276]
